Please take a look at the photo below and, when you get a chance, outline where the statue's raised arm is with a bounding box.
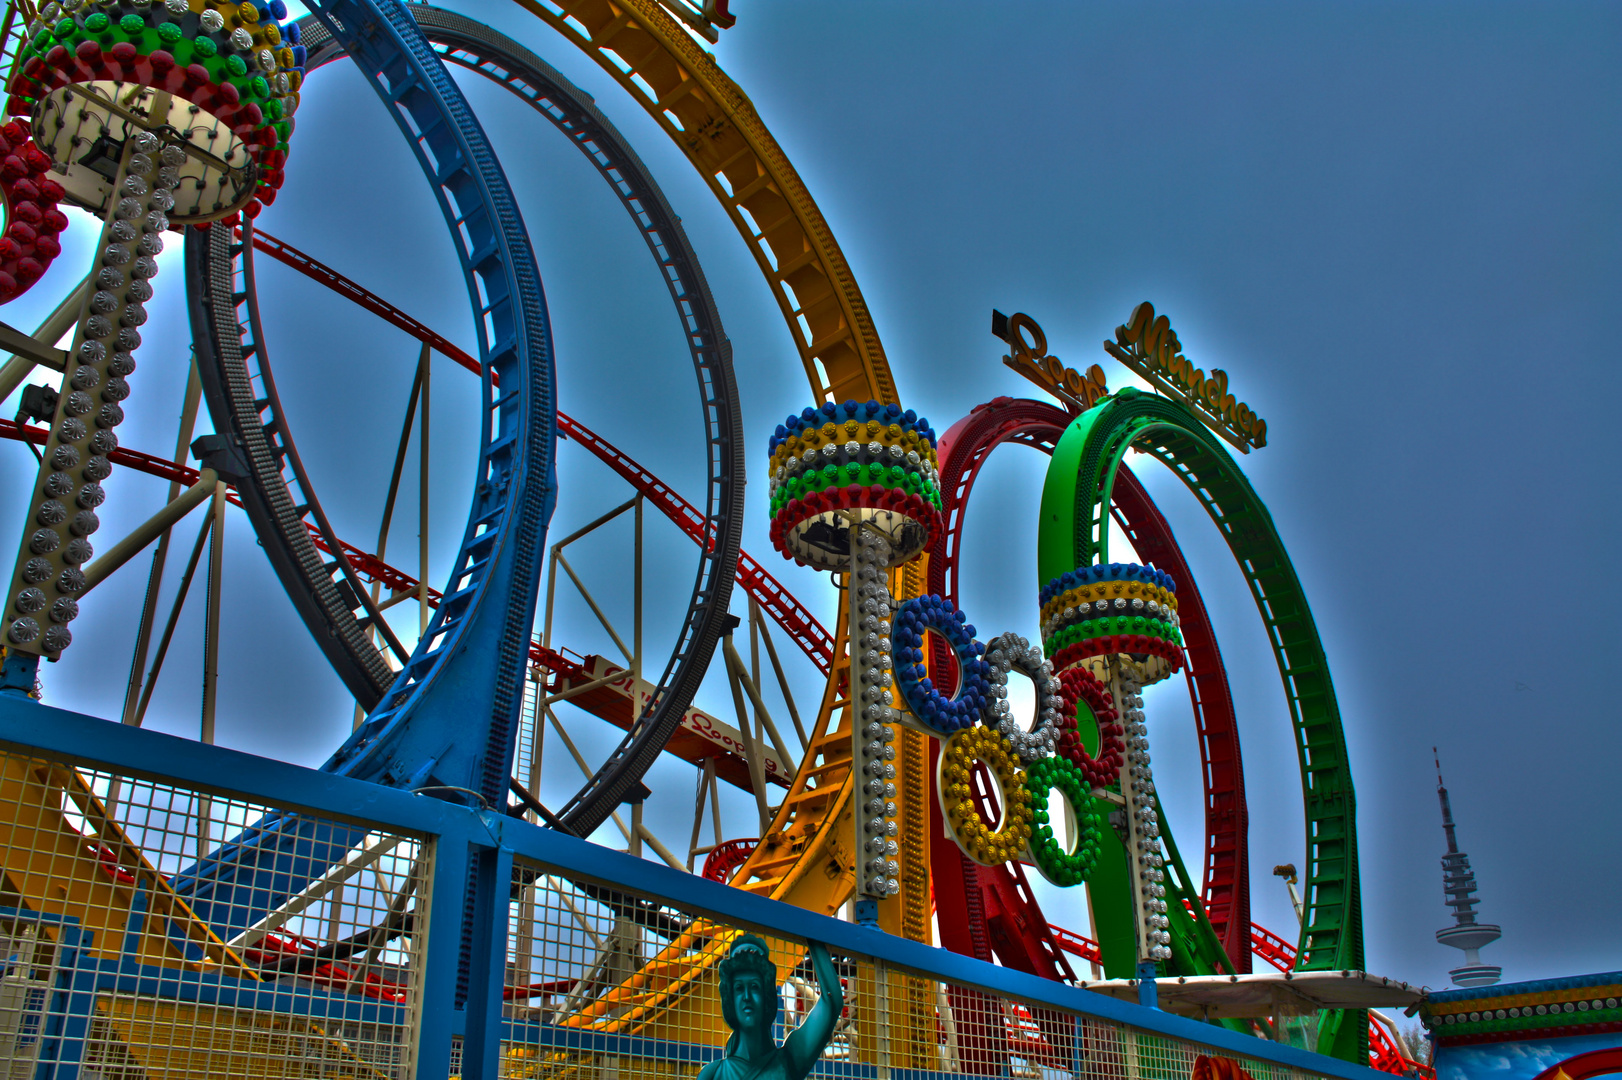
[781,941,842,1078]
[697,935,843,1080]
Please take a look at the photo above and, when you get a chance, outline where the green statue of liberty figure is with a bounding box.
[698,935,844,1080]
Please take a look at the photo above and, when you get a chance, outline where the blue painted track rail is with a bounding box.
[174,0,555,949]
[310,0,557,809]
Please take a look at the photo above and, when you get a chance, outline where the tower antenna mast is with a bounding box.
[1434,747,1501,986]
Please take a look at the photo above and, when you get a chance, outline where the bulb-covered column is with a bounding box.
[4,133,177,658]
[1,0,303,671]
[1040,561,1184,971]
[768,400,942,905]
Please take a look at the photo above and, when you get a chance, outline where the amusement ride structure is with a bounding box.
[0,1,1429,1077]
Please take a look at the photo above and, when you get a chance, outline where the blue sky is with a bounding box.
[2,1,1617,995]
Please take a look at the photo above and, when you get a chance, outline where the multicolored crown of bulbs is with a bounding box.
[767,399,942,571]
[7,0,304,224]
[1040,562,1185,685]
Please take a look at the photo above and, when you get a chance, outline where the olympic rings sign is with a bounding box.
[891,593,1112,886]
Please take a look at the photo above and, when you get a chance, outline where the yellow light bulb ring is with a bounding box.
[935,728,1032,868]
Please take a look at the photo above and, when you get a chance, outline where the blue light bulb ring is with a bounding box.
[891,595,988,736]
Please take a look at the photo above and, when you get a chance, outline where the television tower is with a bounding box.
[1434,748,1501,987]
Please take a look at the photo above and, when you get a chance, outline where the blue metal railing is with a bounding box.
[0,695,1385,1080]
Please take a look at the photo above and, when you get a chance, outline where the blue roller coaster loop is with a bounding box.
[308,0,558,810]
[172,0,555,938]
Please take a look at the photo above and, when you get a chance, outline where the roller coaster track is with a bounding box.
[5,408,803,799]
[269,5,742,839]
[928,396,1252,975]
[2,0,1373,1062]
[246,224,833,675]
[1,418,445,603]
[91,0,921,1040]
[481,1,943,1048]
[188,1,930,1028]
[510,0,896,408]
[427,0,932,949]
[1040,388,1364,1062]
[5,391,829,697]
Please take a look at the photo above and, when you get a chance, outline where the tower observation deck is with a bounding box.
[1435,748,1502,987]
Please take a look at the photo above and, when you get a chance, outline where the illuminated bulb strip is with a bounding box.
[5,132,180,657]
[768,400,940,469]
[769,428,941,502]
[1113,665,1172,963]
[851,527,901,900]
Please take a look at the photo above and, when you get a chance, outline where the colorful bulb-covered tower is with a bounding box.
[1,0,303,676]
[1039,561,1184,971]
[1434,749,1501,987]
[768,399,942,904]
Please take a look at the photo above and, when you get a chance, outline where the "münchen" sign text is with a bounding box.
[1104,302,1267,453]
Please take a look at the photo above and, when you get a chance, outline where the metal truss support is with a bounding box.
[119,355,203,728]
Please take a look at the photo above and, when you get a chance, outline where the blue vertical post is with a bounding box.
[417,833,471,1080]
[855,900,879,928]
[1136,961,1158,1009]
[461,818,513,1080]
[0,651,37,698]
[29,916,89,1080]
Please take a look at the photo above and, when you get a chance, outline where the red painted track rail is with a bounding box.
[251,228,834,674]
[250,229,482,380]
[3,417,792,792]
[553,414,833,675]
[7,234,837,722]
[1250,921,1298,974]
[1,419,433,602]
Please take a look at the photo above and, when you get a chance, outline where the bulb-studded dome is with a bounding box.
[7,0,305,224]
[1039,562,1184,686]
[767,399,942,572]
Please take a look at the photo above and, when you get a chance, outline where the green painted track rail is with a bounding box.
[1039,389,1365,1064]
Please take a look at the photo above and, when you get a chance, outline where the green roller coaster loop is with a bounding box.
[1038,387,1365,1064]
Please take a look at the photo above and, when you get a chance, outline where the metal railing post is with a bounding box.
[416,832,469,1080]
[461,826,513,1080]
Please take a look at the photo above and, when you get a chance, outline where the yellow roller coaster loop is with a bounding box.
[509,0,896,409]
[512,0,936,1058]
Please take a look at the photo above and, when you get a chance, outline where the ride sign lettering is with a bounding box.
[1104,301,1267,453]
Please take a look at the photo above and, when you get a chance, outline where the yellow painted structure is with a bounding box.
[509,0,938,1061]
